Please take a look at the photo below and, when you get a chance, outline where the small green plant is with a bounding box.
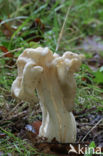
[93,66,103,84]
[0,127,39,155]
[84,141,96,156]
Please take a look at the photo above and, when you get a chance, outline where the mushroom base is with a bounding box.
[39,112,76,143]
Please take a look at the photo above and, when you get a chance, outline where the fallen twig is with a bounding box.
[73,106,96,116]
[0,16,28,26]
[56,4,72,52]
[0,47,23,58]
[8,102,24,117]
[81,118,103,142]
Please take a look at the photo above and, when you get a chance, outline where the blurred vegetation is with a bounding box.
[0,0,103,155]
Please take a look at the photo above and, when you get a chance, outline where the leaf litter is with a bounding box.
[1,97,103,156]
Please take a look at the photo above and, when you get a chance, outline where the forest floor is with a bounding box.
[0,0,103,155]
